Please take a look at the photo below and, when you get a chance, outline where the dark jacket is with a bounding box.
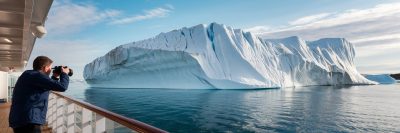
[9,70,69,128]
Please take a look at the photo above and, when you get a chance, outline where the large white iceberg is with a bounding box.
[83,23,375,89]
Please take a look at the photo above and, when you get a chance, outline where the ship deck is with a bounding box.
[0,102,52,133]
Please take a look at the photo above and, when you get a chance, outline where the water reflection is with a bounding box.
[80,84,400,133]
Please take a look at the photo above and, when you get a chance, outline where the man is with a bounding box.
[9,56,70,133]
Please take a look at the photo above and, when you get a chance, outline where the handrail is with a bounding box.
[51,91,168,133]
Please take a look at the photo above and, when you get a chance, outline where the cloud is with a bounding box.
[352,33,400,44]
[110,5,174,25]
[355,42,400,57]
[353,42,400,74]
[289,13,332,25]
[357,63,400,74]
[243,26,270,33]
[46,1,173,34]
[247,2,400,74]
[251,2,400,41]
[28,39,115,79]
[46,0,120,35]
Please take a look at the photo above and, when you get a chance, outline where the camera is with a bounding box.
[52,66,73,76]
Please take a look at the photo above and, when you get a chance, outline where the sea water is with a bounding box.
[66,81,400,133]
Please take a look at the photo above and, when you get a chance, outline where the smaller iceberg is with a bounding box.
[364,74,396,84]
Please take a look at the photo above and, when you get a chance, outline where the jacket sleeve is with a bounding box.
[35,72,69,92]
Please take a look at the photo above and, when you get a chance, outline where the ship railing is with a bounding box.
[47,91,168,133]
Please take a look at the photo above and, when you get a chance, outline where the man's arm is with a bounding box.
[35,72,69,92]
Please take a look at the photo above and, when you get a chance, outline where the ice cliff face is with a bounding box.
[83,23,376,89]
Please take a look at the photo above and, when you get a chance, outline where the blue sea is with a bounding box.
[66,81,400,133]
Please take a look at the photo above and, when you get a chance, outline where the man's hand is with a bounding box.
[52,73,60,78]
[51,72,60,80]
[62,66,70,74]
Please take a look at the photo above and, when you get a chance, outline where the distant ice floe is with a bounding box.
[364,74,396,84]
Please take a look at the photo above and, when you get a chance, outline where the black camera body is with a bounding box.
[52,66,73,76]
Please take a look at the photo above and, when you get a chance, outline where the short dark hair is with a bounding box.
[33,56,53,70]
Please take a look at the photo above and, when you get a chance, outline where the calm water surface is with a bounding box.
[66,81,400,133]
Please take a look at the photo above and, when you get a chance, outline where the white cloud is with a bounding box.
[164,4,175,10]
[110,5,173,25]
[247,2,400,74]
[352,33,400,43]
[244,26,270,33]
[249,2,400,39]
[357,63,400,74]
[46,1,173,34]
[46,0,120,35]
[355,42,400,57]
[289,13,332,25]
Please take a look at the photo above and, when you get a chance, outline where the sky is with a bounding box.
[28,0,400,79]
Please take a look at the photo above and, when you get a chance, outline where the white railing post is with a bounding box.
[50,94,58,130]
[66,102,75,133]
[94,115,116,133]
[56,96,66,133]
[74,105,83,133]
[95,114,106,133]
[82,108,93,133]
[105,118,115,133]
[46,94,53,125]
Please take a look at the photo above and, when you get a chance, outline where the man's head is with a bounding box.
[33,56,53,75]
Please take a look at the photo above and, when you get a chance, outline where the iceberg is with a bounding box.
[83,23,376,89]
[364,74,396,84]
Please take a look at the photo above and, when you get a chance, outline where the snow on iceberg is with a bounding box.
[83,23,376,89]
[364,74,396,84]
